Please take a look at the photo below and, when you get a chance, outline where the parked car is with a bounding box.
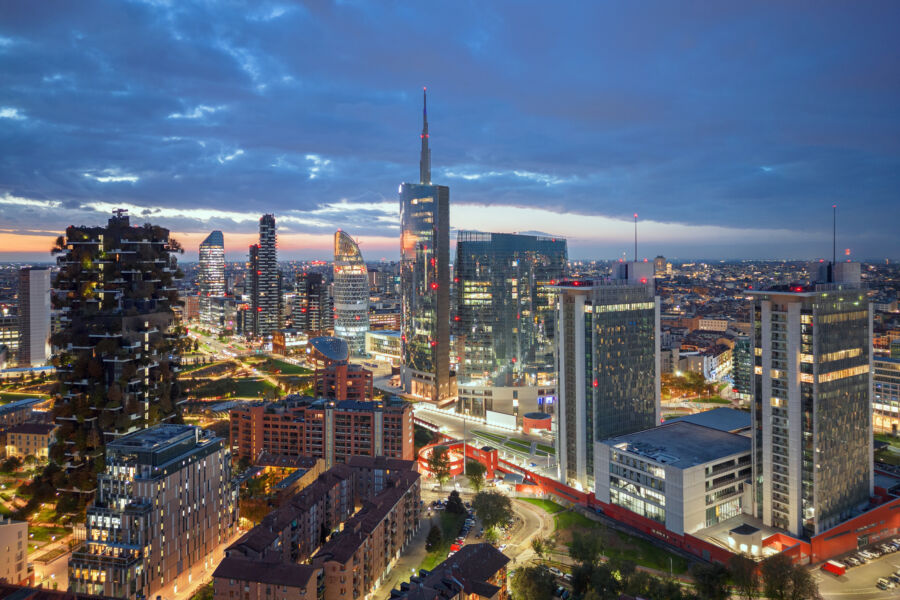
[549,567,563,578]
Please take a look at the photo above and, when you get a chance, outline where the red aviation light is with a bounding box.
[430,258,436,266]
[593,379,599,388]
[454,316,460,321]
[355,315,361,320]
[401,335,406,342]
[430,340,436,347]
[640,277,648,284]
[257,307,262,312]
[430,282,439,290]
[301,308,307,313]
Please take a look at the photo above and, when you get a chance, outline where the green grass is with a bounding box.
[233,378,278,398]
[473,430,506,444]
[522,498,565,514]
[875,433,900,448]
[875,448,900,466]
[29,525,69,542]
[419,512,466,571]
[536,443,556,455]
[261,359,311,375]
[690,396,730,405]
[34,546,68,563]
[504,440,532,454]
[0,392,49,402]
[179,361,223,374]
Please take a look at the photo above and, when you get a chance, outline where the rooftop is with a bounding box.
[213,557,318,588]
[0,398,43,416]
[308,336,349,361]
[669,407,751,433]
[604,421,750,469]
[7,422,57,436]
[107,424,197,452]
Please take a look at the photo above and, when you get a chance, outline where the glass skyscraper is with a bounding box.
[400,89,453,403]
[198,230,225,327]
[750,265,873,538]
[555,265,660,491]
[455,231,567,385]
[250,214,279,337]
[333,230,369,356]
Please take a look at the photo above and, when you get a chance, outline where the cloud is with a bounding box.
[217,149,245,163]
[83,170,140,183]
[305,154,332,179]
[0,107,25,120]
[168,104,224,119]
[0,193,60,209]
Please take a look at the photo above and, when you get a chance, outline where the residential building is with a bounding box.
[4,422,57,460]
[51,210,183,489]
[69,425,238,600]
[454,231,567,385]
[596,421,751,537]
[749,270,873,538]
[17,267,51,367]
[0,585,109,600]
[314,361,373,403]
[679,344,732,382]
[293,272,332,335]
[230,395,413,467]
[250,214,279,337]
[199,231,226,328]
[400,89,453,404]
[0,314,18,356]
[555,268,660,491]
[0,398,41,431]
[332,231,369,356]
[732,335,752,400]
[390,543,509,600]
[873,355,900,435]
[364,330,401,366]
[0,518,28,586]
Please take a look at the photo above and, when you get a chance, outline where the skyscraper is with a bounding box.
[400,89,453,403]
[50,210,183,491]
[198,230,225,327]
[555,264,660,491]
[293,271,332,334]
[250,214,279,337]
[17,266,51,367]
[333,231,369,356]
[749,265,872,537]
[455,231,567,385]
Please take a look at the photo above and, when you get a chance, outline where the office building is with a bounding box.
[654,256,667,278]
[230,395,413,467]
[732,335,753,400]
[390,543,509,600]
[0,518,27,586]
[399,89,453,403]
[365,330,402,366]
[293,272,332,334]
[555,267,660,491]
[596,421,751,536]
[874,355,900,435]
[69,425,238,600]
[17,267,51,367]
[198,230,226,327]
[455,231,567,385]
[0,314,18,356]
[51,210,183,488]
[250,214,279,337]
[332,231,369,356]
[749,267,873,538]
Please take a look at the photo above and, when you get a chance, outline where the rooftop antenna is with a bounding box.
[832,204,836,267]
[633,213,638,262]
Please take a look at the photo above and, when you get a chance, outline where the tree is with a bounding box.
[788,565,821,600]
[572,563,620,600]
[466,459,487,492]
[729,554,759,600]
[472,490,512,532]
[427,446,451,489]
[426,525,442,551]
[531,536,548,561]
[569,529,605,565]
[761,554,794,600]
[510,565,556,600]
[446,490,466,515]
[690,562,730,600]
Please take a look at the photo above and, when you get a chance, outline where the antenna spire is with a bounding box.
[832,204,836,267]
[419,87,431,185]
[633,213,638,262]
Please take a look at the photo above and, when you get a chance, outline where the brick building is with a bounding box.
[390,543,510,600]
[214,456,420,600]
[230,395,413,467]
[314,361,373,402]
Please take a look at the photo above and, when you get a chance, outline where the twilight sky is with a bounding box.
[1,1,899,262]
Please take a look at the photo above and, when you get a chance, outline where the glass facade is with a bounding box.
[874,356,900,435]
[732,335,752,399]
[333,231,369,356]
[250,214,279,337]
[399,183,451,402]
[455,231,567,385]
[198,230,225,327]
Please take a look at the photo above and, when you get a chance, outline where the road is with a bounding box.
[816,552,900,599]
[369,513,432,598]
[154,528,245,600]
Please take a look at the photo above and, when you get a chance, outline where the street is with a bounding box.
[816,553,900,600]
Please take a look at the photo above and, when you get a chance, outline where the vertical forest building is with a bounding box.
[50,210,185,492]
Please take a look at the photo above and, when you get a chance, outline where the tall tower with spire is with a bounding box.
[420,87,431,185]
[399,88,455,404]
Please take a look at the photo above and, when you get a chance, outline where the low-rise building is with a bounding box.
[0,518,28,586]
[69,425,238,600]
[364,331,401,366]
[4,422,57,460]
[273,328,308,356]
[390,543,510,600]
[595,421,752,536]
[0,398,41,431]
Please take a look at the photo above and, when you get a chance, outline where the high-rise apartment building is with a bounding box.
[250,214,279,337]
[69,425,237,600]
[51,211,183,490]
[198,230,225,327]
[293,272,332,334]
[749,266,873,538]
[17,267,51,367]
[555,265,660,491]
[399,89,453,403]
[732,335,753,400]
[455,231,567,384]
[873,355,900,435]
[333,231,369,356]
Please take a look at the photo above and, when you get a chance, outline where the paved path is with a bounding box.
[369,515,432,598]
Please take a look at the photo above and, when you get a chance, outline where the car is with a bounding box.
[890,574,900,584]
[554,587,565,598]
[563,573,572,582]
[845,557,860,567]
[549,567,563,577]
[560,590,570,600]
[499,544,508,552]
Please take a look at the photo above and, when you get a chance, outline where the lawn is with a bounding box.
[29,525,70,542]
[233,378,279,398]
[522,498,565,514]
[472,430,506,444]
[0,392,49,402]
[875,448,900,466]
[179,360,223,374]
[419,512,466,571]
[690,396,730,405]
[34,546,68,563]
[504,440,532,454]
[875,433,900,448]
[554,510,689,574]
[261,359,311,375]
[536,443,556,455]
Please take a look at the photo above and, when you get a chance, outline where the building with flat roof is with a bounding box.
[4,422,57,459]
[0,518,28,586]
[595,421,752,536]
[671,407,751,434]
[365,330,401,366]
[874,355,900,435]
[0,398,41,430]
[17,267,51,367]
[390,543,510,600]
[69,425,237,600]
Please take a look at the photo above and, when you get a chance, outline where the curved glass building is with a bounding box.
[198,230,225,327]
[333,230,369,356]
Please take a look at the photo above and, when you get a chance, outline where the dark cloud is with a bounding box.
[0,0,899,259]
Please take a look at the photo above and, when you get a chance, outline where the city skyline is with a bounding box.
[1,2,899,261]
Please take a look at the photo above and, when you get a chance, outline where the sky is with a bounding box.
[1,1,899,262]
